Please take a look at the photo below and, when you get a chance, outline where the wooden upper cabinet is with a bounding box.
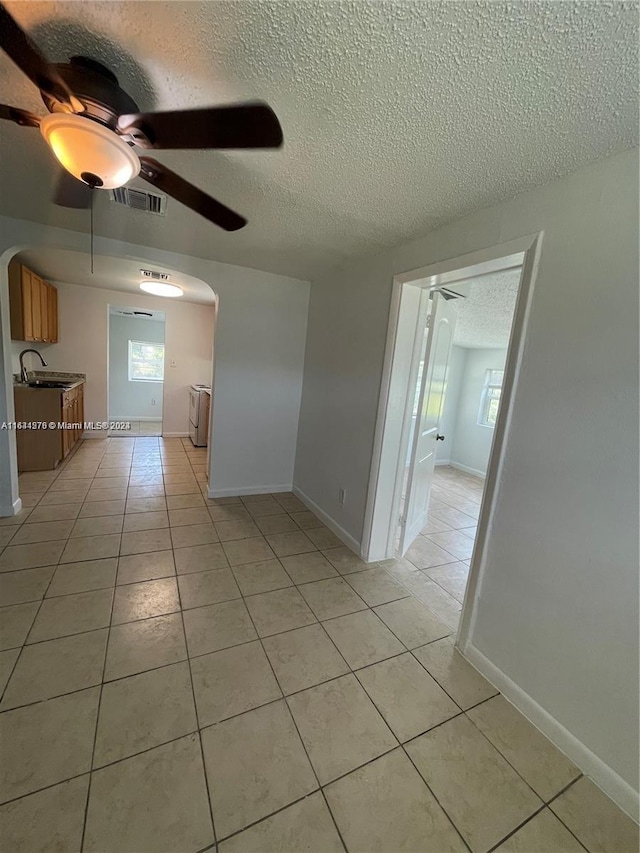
[31,273,43,341]
[8,261,58,343]
[19,266,34,340]
[47,283,58,343]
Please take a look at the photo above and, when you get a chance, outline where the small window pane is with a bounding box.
[128,340,165,381]
[478,368,504,427]
[486,393,501,426]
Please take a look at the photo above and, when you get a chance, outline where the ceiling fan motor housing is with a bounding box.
[42,56,140,128]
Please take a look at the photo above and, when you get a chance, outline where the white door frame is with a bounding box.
[361,232,544,644]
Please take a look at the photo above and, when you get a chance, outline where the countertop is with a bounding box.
[14,379,85,391]
[13,371,86,392]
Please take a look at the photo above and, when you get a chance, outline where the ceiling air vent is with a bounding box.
[140,269,170,281]
[111,187,167,215]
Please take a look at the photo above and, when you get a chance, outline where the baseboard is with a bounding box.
[0,496,22,518]
[450,461,487,479]
[160,432,189,438]
[208,484,292,498]
[292,485,362,556]
[435,459,451,467]
[108,417,163,423]
[460,641,640,822]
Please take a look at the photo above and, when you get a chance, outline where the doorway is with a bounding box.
[362,233,542,640]
[395,269,521,565]
[107,306,166,437]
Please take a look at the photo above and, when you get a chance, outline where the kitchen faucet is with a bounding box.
[19,349,47,384]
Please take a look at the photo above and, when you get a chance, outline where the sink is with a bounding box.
[26,380,72,389]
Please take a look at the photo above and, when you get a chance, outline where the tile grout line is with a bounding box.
[0,440,109,826]
[1,539,460,705]
[311,607,474,853]
[0,630,488,719]
[77,439,120,853]
[399,740,475,853]
[536,776,591,853]
[207,505,473,849]
[0,445,108,706]
[4,455,596,852]
[236,586,350,853]
[173,561,219,849]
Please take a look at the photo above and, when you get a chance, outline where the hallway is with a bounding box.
[0,439,636,852]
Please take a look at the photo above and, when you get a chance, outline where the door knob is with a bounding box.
[436,434,445,441]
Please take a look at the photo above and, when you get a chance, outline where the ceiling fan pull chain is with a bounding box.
[90,189,94,275]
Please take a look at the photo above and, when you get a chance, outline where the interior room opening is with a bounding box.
[396,268,522,608]
[363,235,542,639]
[107,306,166,437]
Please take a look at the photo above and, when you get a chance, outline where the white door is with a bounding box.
[398,292,457,554]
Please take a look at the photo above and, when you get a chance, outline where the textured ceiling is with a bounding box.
[0,1,637,280]
[16,247,215,304]
[448,269,521,349]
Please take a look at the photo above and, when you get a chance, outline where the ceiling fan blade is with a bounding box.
[0,103,40,128]
[139,157,247,231]
[52,168,93,209]
[0,2,78,109]
[118,102,283,150]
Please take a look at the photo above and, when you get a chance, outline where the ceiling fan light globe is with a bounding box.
[40,113,139,189]
[139,281,183,298]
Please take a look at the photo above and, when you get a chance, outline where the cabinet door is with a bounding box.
[30,275,43,341]
[62,398,72,458]
[20,267,34,341]
[77,387,84,443]
[61,403,68,458]
[40,281,50,342]
[72,396,80,446]
[48,284,58,342]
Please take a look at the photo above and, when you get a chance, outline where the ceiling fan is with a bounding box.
[0,2,283,230]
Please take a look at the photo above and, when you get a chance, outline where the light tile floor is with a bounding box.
[108,420,163,437]
[0,442,637,852]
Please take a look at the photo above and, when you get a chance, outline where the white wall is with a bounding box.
[0,217,310,506]
[8,281,213,436]
[446,347,507,477]
[294,148,639,810]
[210,277,310,495]
[108,315,165,420]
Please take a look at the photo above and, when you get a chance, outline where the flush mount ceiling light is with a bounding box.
[139,281,183,298]
[40,113,140,189]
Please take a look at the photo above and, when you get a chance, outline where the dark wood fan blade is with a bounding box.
[53,168,93,208]
[0,103,40,127]
[0,2,77,108]
[139,157,247,231]
[118,102,283,150]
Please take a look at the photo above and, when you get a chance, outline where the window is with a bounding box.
[128,340,165,382]
[478,369,504,427]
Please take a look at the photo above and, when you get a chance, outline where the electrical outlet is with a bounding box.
[170,359,177,368]
[338,487,346,506]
